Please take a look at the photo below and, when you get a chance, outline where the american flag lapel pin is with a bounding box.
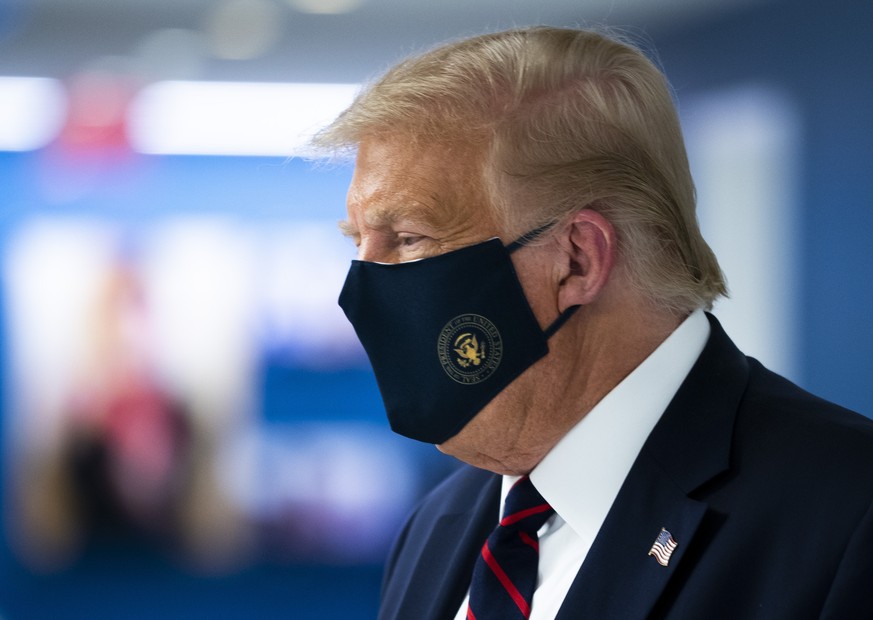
[648,527,678,567]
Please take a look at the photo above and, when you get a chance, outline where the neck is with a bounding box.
[448,301,685,475]
[540,304,684,465]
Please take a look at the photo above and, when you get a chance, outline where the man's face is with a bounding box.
[342,137,566,473]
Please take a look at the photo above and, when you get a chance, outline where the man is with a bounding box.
[316,27,873,619]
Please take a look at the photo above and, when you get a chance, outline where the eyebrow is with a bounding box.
[339,200,443,238]
[337,219,357,238]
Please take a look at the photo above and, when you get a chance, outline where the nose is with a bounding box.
[356,235,376,261]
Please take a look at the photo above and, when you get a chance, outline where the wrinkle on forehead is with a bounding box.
[363,192,446,229]
[347,137,500,240]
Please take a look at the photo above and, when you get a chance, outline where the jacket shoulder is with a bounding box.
[726,358,873,525]
[742,358,873,465]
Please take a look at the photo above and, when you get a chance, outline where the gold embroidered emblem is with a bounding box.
[438,314,502,384]
[453,333,486,367]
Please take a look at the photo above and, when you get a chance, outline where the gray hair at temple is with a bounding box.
[315,26,727,314]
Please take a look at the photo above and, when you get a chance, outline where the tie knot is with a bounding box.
[500,476,554,533]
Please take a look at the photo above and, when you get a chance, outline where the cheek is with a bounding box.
[511,250,561,331]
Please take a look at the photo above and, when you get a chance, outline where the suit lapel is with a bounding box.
[395,472,501,620]
[557,314,749,619]
[556,450,709,619]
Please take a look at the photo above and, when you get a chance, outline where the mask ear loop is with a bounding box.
[505,222,581,338]
[543,305,580,338]
[504,222,556,254]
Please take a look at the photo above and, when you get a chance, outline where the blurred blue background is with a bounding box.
[0,0,871,618]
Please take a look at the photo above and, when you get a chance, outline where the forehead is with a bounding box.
[346,137,492,230]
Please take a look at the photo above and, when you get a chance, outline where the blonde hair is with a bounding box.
[315,27,727,313]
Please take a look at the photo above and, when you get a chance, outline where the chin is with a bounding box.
[434,430,483,466]
[434,430,521,475]
[435,434,462,457]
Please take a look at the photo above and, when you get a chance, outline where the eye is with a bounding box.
[397,232,427,247]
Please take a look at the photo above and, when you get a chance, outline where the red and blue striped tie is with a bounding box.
[467,476,555,620]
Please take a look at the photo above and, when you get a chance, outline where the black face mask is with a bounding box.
[338,230,578,444]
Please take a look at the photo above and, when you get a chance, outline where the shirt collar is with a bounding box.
[501,309,710,540]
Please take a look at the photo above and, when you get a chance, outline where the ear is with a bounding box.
[556,209,617,311]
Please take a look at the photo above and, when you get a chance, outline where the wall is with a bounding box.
[655,0,873,415]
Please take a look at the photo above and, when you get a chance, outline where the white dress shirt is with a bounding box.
[453,309,710,620]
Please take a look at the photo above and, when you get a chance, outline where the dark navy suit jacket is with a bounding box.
[378,316,873,619]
